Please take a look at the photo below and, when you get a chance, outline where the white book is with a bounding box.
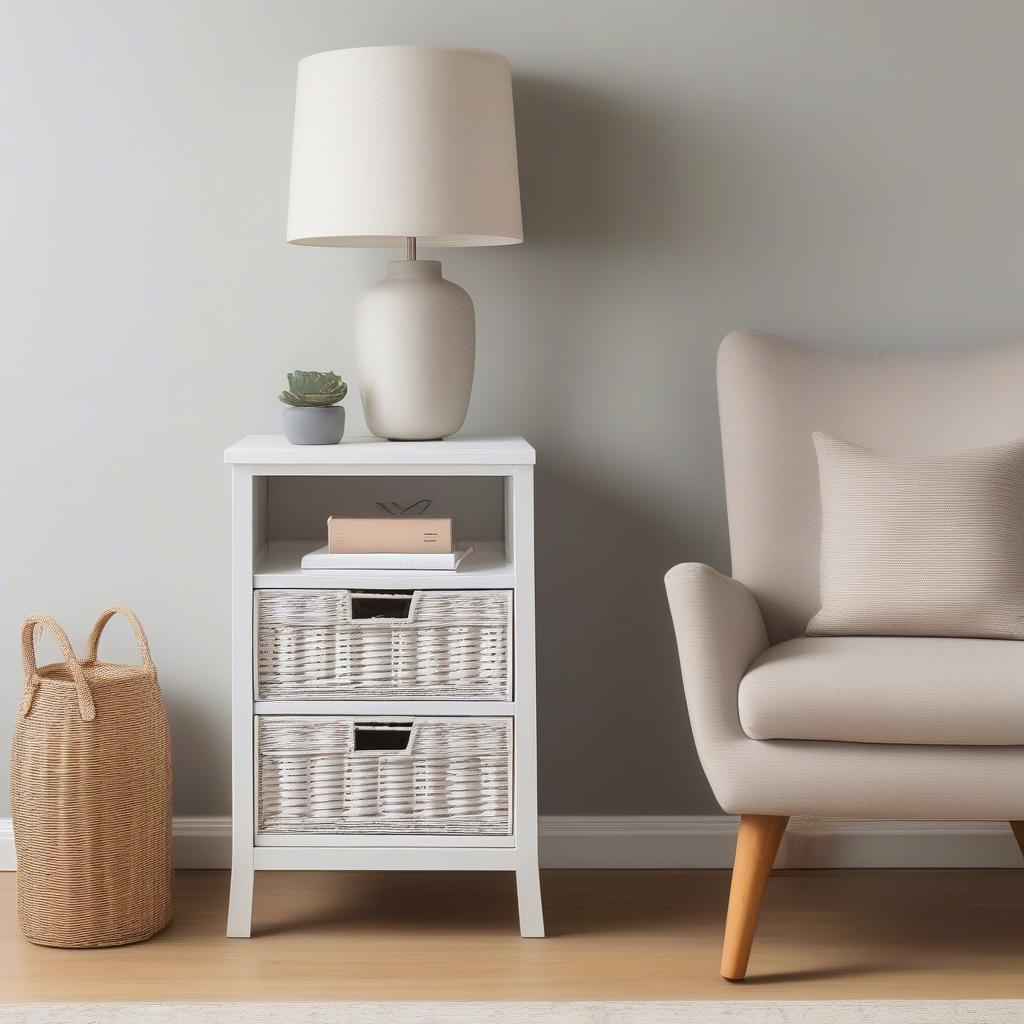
[300,543,475,572]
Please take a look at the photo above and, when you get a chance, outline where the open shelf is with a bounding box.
[253,540,515,590]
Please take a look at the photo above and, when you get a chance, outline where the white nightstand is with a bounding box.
[222,434,544,937]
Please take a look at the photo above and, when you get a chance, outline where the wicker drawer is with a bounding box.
[255,589,512,700]
[257,715,512,836]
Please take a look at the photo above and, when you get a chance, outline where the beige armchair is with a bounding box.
[665,329,1024,980]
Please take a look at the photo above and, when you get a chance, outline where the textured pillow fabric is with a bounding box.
[807,432,1024,639]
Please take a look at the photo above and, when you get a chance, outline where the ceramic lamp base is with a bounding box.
[354,259,475,441]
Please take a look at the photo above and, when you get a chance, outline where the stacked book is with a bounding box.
[301,516,474,571]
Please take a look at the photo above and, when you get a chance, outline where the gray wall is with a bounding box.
[4,0,1024,817]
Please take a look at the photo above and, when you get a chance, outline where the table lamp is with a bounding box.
[287,46,523,440]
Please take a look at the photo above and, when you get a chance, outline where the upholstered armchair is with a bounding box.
[665,330,1024,980]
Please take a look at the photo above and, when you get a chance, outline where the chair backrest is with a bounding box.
[717,329,1024,644]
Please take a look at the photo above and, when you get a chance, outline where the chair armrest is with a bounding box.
[664,563,769,756]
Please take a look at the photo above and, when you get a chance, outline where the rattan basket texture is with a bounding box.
[256,589,512,700]
[258,716,512,835]
[11,608,173,947]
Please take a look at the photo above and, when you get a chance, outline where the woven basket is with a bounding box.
[256,589,512,700]
[11,608,173,947]
[257,716,512,835]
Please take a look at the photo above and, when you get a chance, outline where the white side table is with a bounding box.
[222,434,544,937]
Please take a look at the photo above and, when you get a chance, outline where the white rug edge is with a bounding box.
[2,1001,1022,1024]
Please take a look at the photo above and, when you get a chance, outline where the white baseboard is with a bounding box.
[0,815,1020,871]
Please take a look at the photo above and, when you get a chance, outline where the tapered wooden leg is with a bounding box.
[1011,821,1024,859]
[720,814,789,981]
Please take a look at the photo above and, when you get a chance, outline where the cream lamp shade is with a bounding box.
[287,46,522,247]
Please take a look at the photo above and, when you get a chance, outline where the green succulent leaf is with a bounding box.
[280,370,348,407]
[297,391,346,407]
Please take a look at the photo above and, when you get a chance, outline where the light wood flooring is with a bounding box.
[1,868,1021,1002]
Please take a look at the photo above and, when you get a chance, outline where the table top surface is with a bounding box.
[224,434,535,466]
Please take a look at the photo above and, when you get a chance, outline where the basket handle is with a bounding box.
[352,721,414,753]
[20,614,96,722]
[84,606,154,668]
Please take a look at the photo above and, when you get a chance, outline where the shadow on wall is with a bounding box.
[534,457,716,815]
[164,688,231,818]
[506,75,723,814]
[513,74,687,249]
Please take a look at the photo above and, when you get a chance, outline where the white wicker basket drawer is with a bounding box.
[255,589,512,700]
[257,716,513,836]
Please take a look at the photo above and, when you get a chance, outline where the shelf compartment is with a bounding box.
[255,588,512,700]
[257,715,513,836]
[254,540,515,590]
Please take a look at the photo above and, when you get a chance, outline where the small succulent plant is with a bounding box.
[279,370,348,408]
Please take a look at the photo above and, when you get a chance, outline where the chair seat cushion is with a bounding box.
[738,636,1024,745]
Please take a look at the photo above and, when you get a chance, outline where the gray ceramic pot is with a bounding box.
[282,405,345,445]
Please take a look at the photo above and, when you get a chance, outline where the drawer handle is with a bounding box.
[353,721,413,753]
[350,593,413,620]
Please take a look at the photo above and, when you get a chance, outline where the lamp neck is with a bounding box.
[405,236,417,261]
[386,259,441,279]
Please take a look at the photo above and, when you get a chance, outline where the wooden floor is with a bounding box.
[1,868,1022,1002]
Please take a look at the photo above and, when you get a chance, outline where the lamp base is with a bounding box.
[354,259,475,441]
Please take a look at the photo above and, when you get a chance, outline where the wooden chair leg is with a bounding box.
[1011,821,1024,859]
[721,814,789,981]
